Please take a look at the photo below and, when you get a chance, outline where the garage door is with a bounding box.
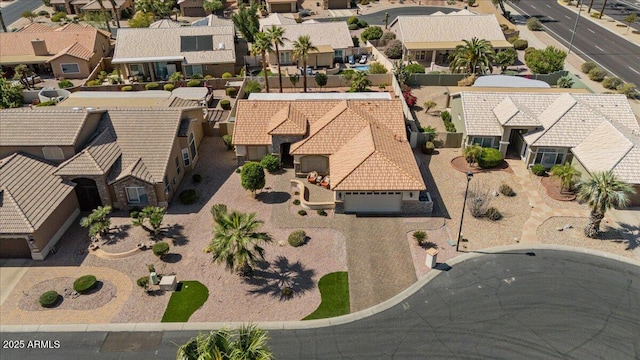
[343,192,402,213]
[270,3,293,12]
[0,238,31,258]
[183,6,206,17]
[328,0,348,9]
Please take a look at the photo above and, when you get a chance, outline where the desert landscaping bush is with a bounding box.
[298,209,307,216]
[137,276,149,289]
[499,183,516,197]
[293,199,300,205]
[477,148,503,169]
[73,275,97,293]
[526,17,543,31]
[602,77,623,90]
[145,82,159,90]
[164,84,175,91]
[192,173,202,183]
[381,31,396,41]
[58,79,73,89]
[39,291,60,307]
[51,11,66,22]
[531,164,546,176]
[260,154,280,173]
[588,67,607,82]
[86,80,100,86]
[413,230,427,245]
[348,23,358,30]
[222,72,233,78]
[179,189,198,204]
[186,80,201,87]
[220,99,231,110]
[581,61,597,74]
[405,63,426,74]
[512,39,528,50]
[222,134,233,150]
[36,100,56,107]
[384,40,403,59]
[485,207,503,221]
[121,86,133,91]
[368,62,388,74]
[360,26,383,42]
[152,241,170,258]
[317,209,327,216]
[617,83,638,99]
[225,87,237,97]
[288,230,307,247]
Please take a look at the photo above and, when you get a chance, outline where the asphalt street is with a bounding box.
[1,249,639,359]
[318,6,453,24]
[583,0,640,31]
[0,0,43,32]
[509,0,640,87]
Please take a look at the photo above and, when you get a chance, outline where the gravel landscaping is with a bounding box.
[19,277,116,311]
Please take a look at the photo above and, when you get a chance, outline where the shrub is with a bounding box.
[51,11,66,22]
[617,83,638,99]
[225,87,237,97]
[588,67,607,82]
[441,110,451,122]
[457,74,477,86]
[485,207,502,221]
[581,61,597,74]
[513,39,528,50]
[36,100,56,106]
[423,141,435,154]
[293,199,300,205]
[73,275,97,293]
[499,183,515,197]
[590,11,600,18]
[192,173,202,183]
[220,99,231,110]
[204,75,213,79]
[298,209,307,216]
[191,73,203,79]
[222,134,233,150]
[121,85,133,91]
[477,148,503,169]
[347,16,359,25]
[525,46,566,74]
[413,230,427,245]
[244,80,262,95]
[179,189,198,204]
[240,162,265,194]
[39,290,60,307]
[58,79,73,89]
[288,230,306,247]
[148,263,155,272]
[384,39,403,59]
[222,72,233,78]
[348,23,359,30]
[368,62,388,74]
[37,10,50,16]
[351,36,360,47]
[164,83,175,91]
[145,82,159,90]
[137,276,149,289]
[260,154,280,173]
[360,26,383,42]
[602,77,623,90]
[317,209,327,216]
[381,31,396,41]
[186,79,201,87]
[358,19,368,28]
[86,79,100,86]
[556,75,574,89]
[531,164,546,176]
[526,17,543,31]
[405,63,425,74]
[152,241,170,257]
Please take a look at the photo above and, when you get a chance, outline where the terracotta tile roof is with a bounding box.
[267,104,308,135]
[54,129,121,176]
[0,153,75,234]
[0,108,105,147]
[81,0,127,11]
[19,23,55,32]
[49,42,94,61]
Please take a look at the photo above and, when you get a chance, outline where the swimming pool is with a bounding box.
[352,65,370,72]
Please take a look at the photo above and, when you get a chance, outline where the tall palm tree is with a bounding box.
[96,0,112,33]
[108,0,121,28]
[251,32,272,93]
[177,329,232,360]
[599,0,608,19]
[231,324,273,360]
[576,171,636,238]
[265,26,287,93]
[550,162,581,193]
[209,205,273,276]
[449,37,495,75]
[292,35,317,93]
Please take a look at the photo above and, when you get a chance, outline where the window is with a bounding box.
[184,64,203,77]
[129,64,143,75]
[42,146,64,160]
[175,156,181,174]
[534,148,565,167]
[415,50,426,61]
[125,186,148,204]
[182,148,190,167]
[280,51,291,64]
[334,49,343,60]
[189,133,197,160]
[61,63,80,74]
[164,176,170,195]
[471,137,495,148]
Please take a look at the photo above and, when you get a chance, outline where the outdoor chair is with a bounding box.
[307,171,319,183]
[320,176,330,189]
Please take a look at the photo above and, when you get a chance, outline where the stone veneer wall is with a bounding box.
[62,175,113,208]
[113,177,158,211]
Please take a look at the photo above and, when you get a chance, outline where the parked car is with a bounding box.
[300,66,314,75]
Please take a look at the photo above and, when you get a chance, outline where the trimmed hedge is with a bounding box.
[186,79,201,87]
[298,209,307,216]
[74,275,97,293]
[39,290,60,307]
[121,86,133,91]
[145,82,159,90]
[225,87,237,97]
[288,230,306,247]
[477,148,503,169]
[260,154,280,173]
[164,83,175,91]
[588,67,607,82]
[513,39,528,50]
[137,276,149,288]
[152,241,170,257]
[531,164,546,176]
[581,61,597,74]
[220,99,231,110]
[221,72,233,78]
[602,77,623,90]
[179,189,198,204]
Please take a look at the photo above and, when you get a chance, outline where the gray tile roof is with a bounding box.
[54,129,121,176]
[0,153,75,234]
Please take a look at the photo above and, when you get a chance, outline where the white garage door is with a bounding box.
[343,192,402,213]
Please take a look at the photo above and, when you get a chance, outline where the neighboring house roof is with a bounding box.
[82,0,128,11]
[112,26,235,65]
[192,15,234,27]
[259,13,297,29]
[49,42,94,61]
[0,153,76,234]
[149,19,183,28]
[54,129,121,176]
[473,75,550,88]
[272,22,353,51]
[18,23,55,32]
[0,108,105,147]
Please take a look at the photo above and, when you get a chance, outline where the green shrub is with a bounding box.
[499,183,515,197]
[39,290,60,307]
[298,209,307,216]
[240,162,265,193]
[581,61,597,74]
[441,110,451,122]
[590,11,600,18]
[260,154,280,173]
[485,207,502,221]
[58,79,73,89]
[145,82,159,90]
[531,164,546,176]
[148,263,155,272]
[602,77,623,90]
[281,287,293,298]
[413,230,427,245]
[368,62,388,74]
[423,141,435,154]
[513,39,528,50]
[86,79,100,86]
[360,26,383,42]
[405,63,425,74]
[588,67,607,81]
[152,241,170,257]
[380,31,396,41]
[222,134,233,150]
[222,72,233,78]
[317,209,327,216]
[225,87,237,97]
[220,99,231,110]
[358,19,368,28]
[348,23,359,30]
[293,199,300,205]
[384,39,403,59]
[121,85,133,91]
[347,16,358,25]
[179,189,198,204]
[36,100,56,107]
[164,83,175,91]
[73,275,97,293]
[288,230,306,247]
[186,79,201,87]
[477,148,503,169]
[37,10,50,16]
[526,17,543,31]
[204,75,213,79]
[129,210,140,219]
[51,11,66,22]
[617,83,638,99]
[244,80,262,95]
[192,173,202,184]
[191,73,203,79]
[137,276,149,289]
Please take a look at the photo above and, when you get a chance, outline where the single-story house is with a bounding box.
[258,13,297,28]
[0,152,79,260]
[0,23,112,79]
[50,0,86,14]
[233,98,428,214]
[322,0,350,9]
[266,0,297,13]
[389,11,512,65]
[112,25,236,81]
[80,0,134,18]
[260,22,353,68]
[177,0,206,17]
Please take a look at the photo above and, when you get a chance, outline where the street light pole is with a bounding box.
[568,0,584,55]
[456,171,474,252]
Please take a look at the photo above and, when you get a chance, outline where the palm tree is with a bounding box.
[292,35,317,93]
[209,205,273,276]
[494,48,517,73]
[265,25,287,93]
[449,37,495,75]
[463,144,483,166]
[96,0,112,33]
[550,162,581,193]
[576,171,636,238]
[203,0,224,15]
[599,0,608,19]
[251,32,272,93]
[108,0,121,28]
[231,324,273,360]
[80,205,112,239]
[177,329,232,360]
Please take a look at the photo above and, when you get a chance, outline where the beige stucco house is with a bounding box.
[177,0,206,17]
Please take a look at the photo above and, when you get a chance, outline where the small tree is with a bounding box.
[0,76,24,109]
[360,26,383,42]
[525,46,567,74]
[550,162,581,192]
[348,71,371,92]
[240,162,265,195]
[624,13,637,32]
[128,10,154,28]
[232,2,260,43]
[384,39,403,59]
[22,11,36,23]
[203,0,223,14]
[556,75,574,89]
[423,100,437,113]
[132,206,166,237]
[13,64,34,90]
[463,145,483,166]
[314,72,327,91]
[289,74,299,89]
[494,48,517,72]
[80,206,112,239]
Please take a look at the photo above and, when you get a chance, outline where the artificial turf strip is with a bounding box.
[161,281,209,322]
[302,272,350,320]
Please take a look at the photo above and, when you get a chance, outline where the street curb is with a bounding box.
[2,244,638,333]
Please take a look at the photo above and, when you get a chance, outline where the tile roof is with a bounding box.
[49,41,94,61]
[81,0,127,10]
[149,19,183,28]
[0,108,104,147]
[112,26,235,65]
[269,22,353,51]
[390,13,506,45]
[267,104,308,136]
[19,23,55,32]
[0,153,76,234]
[54,129,121,176]
[258,13,297,28]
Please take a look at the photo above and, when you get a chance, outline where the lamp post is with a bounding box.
[456,171,473,252]
[568,0,584,55]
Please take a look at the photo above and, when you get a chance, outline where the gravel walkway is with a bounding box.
[18,278,116,311]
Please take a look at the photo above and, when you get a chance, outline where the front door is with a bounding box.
[280,143,293,168]
[73,178,103,211]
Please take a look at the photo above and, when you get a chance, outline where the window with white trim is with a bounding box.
[182,148,190,167]
[189,133,197,160]
[414,50,427,61]
[129,64,143,75]
[534,148,565,168]
[61,63,80,74]
[42,146,64,160]
[125,186,148,204]
[471,137,495,148]
[184,64,203,77]
[280,51,291,64]
[175,156,181,174]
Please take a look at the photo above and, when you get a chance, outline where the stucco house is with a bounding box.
[177,0,206,17]
[80,0,134,18]
[0,23,112,79]
[233,98,429,214]
[112,25,236,81]
[265,0,297,13]
[389,10,511,66]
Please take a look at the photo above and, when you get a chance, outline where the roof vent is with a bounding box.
[86,107,95,111]
[72,107,82,111]
[218,43,225,50]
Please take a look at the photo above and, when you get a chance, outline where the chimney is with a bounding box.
[31,39,48,56]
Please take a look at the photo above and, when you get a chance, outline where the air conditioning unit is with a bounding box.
[218,43,225,50]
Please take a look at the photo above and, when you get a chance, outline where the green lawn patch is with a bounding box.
[302,272,349,320]
[161,281,209,322]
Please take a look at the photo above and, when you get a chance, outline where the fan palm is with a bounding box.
[96,0,112,33]
[449,37,495,75]
[550,162,581,193]
[265,26,287,93]
[209,206,273,276]
[230,324,273,360]
[292,35,317,93]
[463,144,483,166]
[251,32,272,93]
[576,171,635,238]
[176,329,232,360]
[108,0,120,28]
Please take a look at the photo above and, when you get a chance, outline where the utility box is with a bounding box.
[425,248,439,269]
[149,272,159,285]
[159,275,178,291]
